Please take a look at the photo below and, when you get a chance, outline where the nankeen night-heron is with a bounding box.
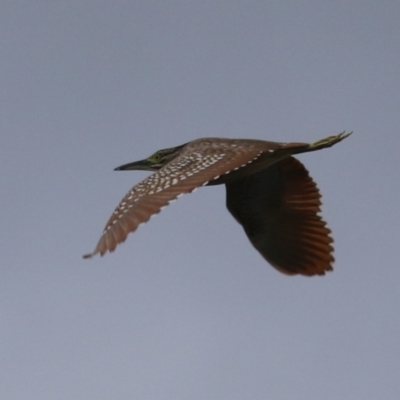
[84,132,351,276]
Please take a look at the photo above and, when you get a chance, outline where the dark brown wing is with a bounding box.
[226,156,334,276]
[83,140,267,258]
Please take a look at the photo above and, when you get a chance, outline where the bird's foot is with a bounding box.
[309,131,352,151]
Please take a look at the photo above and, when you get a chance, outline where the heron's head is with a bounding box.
[114,143,186,172]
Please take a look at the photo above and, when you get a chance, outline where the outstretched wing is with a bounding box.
[226,156,334,276]
[83,140,267,258]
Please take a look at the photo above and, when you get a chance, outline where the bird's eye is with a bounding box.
[150,153,161,162]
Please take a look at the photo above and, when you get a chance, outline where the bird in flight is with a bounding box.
[84,132,351,276]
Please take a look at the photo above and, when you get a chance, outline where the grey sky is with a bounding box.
[1,1,399,399]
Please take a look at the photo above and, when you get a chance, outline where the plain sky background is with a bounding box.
[1,1,399,399]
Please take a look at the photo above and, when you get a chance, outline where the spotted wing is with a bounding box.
[84,141,265,258]
[226,156,334,276]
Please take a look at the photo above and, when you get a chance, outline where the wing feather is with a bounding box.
[84,143,265,258]
[226,156,334,276]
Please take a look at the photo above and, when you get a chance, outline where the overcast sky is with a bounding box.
[1,1,399,399]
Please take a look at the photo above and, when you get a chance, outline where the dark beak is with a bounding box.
[114,159,155,171]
